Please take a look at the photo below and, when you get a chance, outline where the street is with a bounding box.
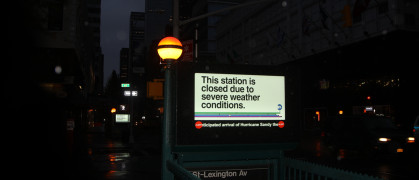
[53,127,417,180]
[66,128,162,180]
[286,133,418,180]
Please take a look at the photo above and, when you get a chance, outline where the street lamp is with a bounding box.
[111,108,116,114]
[158,36,182,179]
[157,36,183,63]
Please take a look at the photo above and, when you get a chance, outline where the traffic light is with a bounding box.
[111,108,116,114]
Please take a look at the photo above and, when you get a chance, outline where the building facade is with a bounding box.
[10,0,105,153]
[215,0,419,128]
[128,12,146,120]
[180,0,243,62]
[216,0,418,65]
[87,0,104,95]
[145,0,173,47]
[120,48,129,83]
[129,12,146,76]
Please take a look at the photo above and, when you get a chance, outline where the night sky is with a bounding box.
[101,0,145,85]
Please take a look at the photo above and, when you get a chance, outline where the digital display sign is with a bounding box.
[194,73,285,122]
[175,63,300,146]
[115,114,130,123]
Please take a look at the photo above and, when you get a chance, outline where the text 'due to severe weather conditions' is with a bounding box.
[194,73,285,121]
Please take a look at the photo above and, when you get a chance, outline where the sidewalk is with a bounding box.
[70,130,161,180]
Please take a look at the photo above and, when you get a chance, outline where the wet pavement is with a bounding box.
[286,134,419,180]
[68,128,162,180]
[47,127,417,180]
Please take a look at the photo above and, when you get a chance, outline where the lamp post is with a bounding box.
[157,36,183,179]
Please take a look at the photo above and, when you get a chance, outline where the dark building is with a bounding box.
[145,0,173,47]
[129,12,146,120]
[87,0,105,95]
[215,0,419,128]
[144,0,172,82]
[129,12,146,76]
[120,48,129,83]
[179,0,243,63]
[8,0,104,172]
[20,0,103,108]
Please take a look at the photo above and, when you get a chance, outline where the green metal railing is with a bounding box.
[167,160,200,180]
[283,157,383,180]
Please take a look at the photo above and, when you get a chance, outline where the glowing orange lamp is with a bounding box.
[157,37,183,62]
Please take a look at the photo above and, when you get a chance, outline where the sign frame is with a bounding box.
[174,63,301,147]
[194,72,286,121]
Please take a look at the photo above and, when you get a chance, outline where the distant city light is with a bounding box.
[315,111,320,121]
[120,105,126,111]
[407,137,415,143]
[132,91,138,96]
[54,65,62,74]
[282,1,287,7]
[121,83,130,87]
[379,138,390,142]
[365,106,373,112]
[124,90,137,96]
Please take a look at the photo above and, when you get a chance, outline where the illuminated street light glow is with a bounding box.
[157,37,183,61]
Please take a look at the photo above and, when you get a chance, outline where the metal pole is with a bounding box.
[173,0,180,38]
[161,61,174,179]
[161,1,179,179]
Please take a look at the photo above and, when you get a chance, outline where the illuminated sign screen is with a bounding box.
[194,73,285,122]
[175,63,300,146]
[115,114,130,123]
